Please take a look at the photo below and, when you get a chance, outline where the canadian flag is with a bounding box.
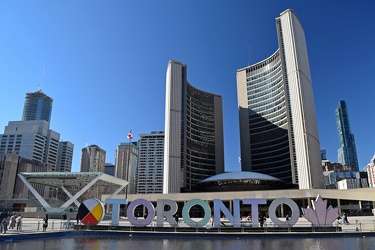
[127,130,132,140]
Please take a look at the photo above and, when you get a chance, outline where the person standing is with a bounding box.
[43,214,48,232]
[16,214,23,231]
[3,213,10,233]
[62,213,67,228]
[343,213,349,224]
[0,212,4,233]
[9,213,16,229]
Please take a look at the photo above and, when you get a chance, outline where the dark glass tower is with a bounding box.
[22,90,53,123]
[335,100,359,171]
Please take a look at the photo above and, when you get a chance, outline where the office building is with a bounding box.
[335,100,359,171]
[364,154,375,188]
[105,163,115,176]
[164,60,225,193]
[80,144,106,173]
[236,9,323,189]
[0,153,53,211]
[56,141,74,172]
[0,120,60,170]
[137,131,164,194]
[22,90,53,123]
[115,142,138,194]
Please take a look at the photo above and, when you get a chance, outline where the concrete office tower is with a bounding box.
[137,131,164,194]
[22,90,53,123]
[56,141,74,172]
[115,142,138,194]
[335,100,359,171]
[164,60,224,193]
[0,120,60,171]
[80,144,106,173]
[0,153,53,201]
[237,9,323,189]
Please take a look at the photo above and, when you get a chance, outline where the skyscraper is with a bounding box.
[237,9,323,189]
[57,141,74,172]
[115,142,138,194]
[137,131,164,194]
[0,120,60,171]
[80,144,106,172]
[335,100,359,171]
[22,90,53,123]
[164,60,224,193]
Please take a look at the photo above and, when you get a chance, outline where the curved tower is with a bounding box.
[164,60,224,193]
[237,9,323,189]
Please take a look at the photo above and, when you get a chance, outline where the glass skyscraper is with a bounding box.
[335,100,359,171]
[237,9,323,189]
[22,90,53,123]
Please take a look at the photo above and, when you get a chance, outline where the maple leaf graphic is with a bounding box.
[302,195,339,227]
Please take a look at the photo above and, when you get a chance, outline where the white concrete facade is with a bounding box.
[137,131,164,194]
[163,61,183,194]
[237,9,323,189]
[277,9,322,189]
[163,60,224,193]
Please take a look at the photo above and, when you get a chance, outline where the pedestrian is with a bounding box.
[259,214,266,227]
[63,213,67,228]
[76,213,79,225]
[3,213,10,233]
[343,213,349,224]
[16,214,23,231]
[0,212,4,233]
[43,214,48,232]
[10,213,16,229]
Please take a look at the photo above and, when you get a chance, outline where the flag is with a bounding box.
[127,130,132,140]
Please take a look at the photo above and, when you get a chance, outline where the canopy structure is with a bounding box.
[18,172,128,212]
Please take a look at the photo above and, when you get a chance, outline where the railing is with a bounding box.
[1,220,76,234]
[2,219,375,234]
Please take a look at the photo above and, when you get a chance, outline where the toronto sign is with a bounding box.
[78,195,339,228]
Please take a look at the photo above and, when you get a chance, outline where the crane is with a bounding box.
[38,65,46,91]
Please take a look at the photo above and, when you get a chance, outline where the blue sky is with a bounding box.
[1,0,374,172]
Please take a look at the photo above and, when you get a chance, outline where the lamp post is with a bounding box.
[125,130,132,217]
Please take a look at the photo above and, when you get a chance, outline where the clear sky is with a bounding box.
[1,0,374,172]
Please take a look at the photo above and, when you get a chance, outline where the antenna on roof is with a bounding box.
[38,65,46,92]
[248,46,251,66]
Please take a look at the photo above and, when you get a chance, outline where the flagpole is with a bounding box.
[125,130,132,218]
